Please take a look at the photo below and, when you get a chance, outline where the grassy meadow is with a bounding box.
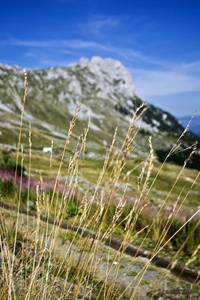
[0,76,200,299]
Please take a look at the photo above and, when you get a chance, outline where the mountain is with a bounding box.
[0,57,198,159]
[178,115,200,137]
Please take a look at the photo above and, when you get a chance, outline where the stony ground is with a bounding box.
[0,206,199,299]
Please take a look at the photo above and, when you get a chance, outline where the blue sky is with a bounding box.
[1,0,200,117]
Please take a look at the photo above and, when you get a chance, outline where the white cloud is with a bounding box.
[2,36,164,67]
[129,62,200,97]
[77,15,120,36]
[2,36,200,99]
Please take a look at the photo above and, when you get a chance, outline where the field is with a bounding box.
[0,93,200,299]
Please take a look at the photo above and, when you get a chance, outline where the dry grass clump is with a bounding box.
[0,73,199,299]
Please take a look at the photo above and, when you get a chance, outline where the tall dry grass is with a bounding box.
[0,72,199,299]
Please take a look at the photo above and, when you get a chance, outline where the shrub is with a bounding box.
[0,179,14,197]
[65,203,79,218]
[0,150,26,176]
[29,204,37,211]
[61,231,80,241]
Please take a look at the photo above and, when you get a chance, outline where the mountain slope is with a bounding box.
[0,57,198,158]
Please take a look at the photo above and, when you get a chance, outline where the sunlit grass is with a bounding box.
[0,74,199,299]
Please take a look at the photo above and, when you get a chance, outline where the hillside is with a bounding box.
[0,57,197,158]
[0,58,200,299]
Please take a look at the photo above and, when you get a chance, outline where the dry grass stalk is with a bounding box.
[1,77,200,300]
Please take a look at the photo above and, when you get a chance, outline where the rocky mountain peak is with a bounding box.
[75,56,135,99]
[0,58,197,153]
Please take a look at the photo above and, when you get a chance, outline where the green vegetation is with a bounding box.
[65,203,79,218]
[156,148,200,171]
[61,231,80,242]
[0,149,26,176]
[127,271,138,277]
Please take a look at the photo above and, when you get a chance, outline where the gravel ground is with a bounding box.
[0,206,199,299]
